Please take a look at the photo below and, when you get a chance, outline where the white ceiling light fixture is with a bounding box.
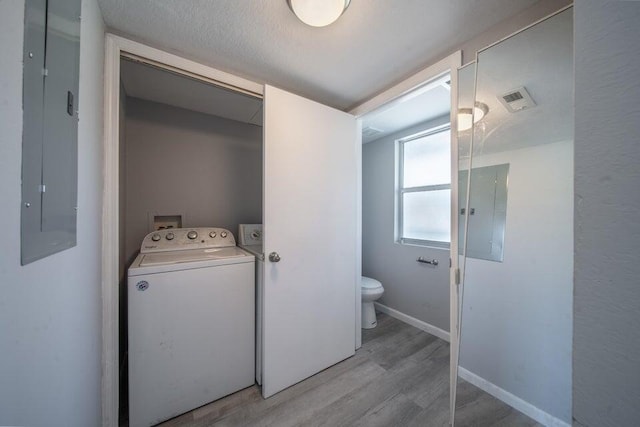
[458,102,489,132]
[287,0,351,27]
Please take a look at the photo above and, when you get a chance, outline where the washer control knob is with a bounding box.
[220,231,228,238]
[151,233,161,242]
[166,232,175,240]
[209,231,217,238]
[187,230,198,240]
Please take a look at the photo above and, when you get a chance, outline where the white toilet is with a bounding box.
[361,276,384,329]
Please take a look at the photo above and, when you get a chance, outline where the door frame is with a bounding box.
[102,33,458,426]
[101,34,264,427]
[349,51,462,425]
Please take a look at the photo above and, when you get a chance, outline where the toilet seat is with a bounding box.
[361,276,383,291]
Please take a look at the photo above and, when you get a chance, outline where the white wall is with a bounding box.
[0,0,105,425]
[459,140,573,423]
[124,98,262,264]
[573,2,640,426]
[362,117,451,332]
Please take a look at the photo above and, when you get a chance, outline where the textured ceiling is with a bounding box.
[97,0,540,110]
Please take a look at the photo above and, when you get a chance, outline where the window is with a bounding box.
[397,126,451,248]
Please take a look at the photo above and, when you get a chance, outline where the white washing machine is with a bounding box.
[128,227,255,427]
[238,224,264,385]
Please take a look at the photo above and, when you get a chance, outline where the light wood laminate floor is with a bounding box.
[156,313,540,427]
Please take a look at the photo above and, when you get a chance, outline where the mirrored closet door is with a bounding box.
[454,7,574,426]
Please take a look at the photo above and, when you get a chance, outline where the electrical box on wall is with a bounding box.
[21,0,82,265]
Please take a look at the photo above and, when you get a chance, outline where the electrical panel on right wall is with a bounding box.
[458,163,509,262]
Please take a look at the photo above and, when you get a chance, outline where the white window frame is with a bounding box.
[397,123,452,249]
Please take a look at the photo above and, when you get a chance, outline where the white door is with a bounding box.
[262,85,358,398]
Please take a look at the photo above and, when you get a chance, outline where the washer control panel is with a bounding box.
[140,227,236,253]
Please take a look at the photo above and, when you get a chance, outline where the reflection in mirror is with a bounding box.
[458,164,509,262]
[455,7,573,426]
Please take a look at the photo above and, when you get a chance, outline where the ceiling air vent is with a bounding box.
[503,92,523,103]
[362,126,384,139]
[498,86,536,113]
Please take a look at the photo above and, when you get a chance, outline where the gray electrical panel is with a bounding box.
[459,163,509,262]
[21,0,81,265]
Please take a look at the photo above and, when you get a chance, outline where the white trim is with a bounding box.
[397,125,453,250]
[101,35,120,427]
[374,302,450,342]
[113,35,263,97]
[101,33,264,427]
[349,52,461,118]
[355,120,363,349]
[458,368,570,427]
[448,56,462,425]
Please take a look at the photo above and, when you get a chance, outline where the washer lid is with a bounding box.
[139,247,249,267]
[238,244,263,260]
[362,276,383,290]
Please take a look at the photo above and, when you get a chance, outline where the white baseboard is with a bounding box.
[458,367,570,427]
[374,302,450,342]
